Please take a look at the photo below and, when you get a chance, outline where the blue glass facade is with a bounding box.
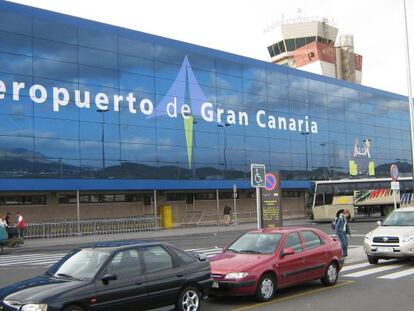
[0,2,411,191]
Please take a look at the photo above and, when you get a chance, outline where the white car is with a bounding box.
[364,207,414,264]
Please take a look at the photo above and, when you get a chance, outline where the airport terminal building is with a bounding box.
[0,2,411,225]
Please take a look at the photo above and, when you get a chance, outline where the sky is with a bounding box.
[8,0,414,97]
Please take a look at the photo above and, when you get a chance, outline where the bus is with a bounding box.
[311,177,413,222]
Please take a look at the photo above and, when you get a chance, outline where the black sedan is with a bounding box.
[0,240,212,311]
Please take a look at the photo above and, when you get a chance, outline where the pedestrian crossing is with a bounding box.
[3,249,414,281]
[341,259,414,280]
[0,247,224,268]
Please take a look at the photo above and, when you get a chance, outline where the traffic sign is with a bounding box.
[390,164,399,182]
[251,164,266,188]
[265,173,278,191]
[391,181,400,191]
[233,184,237,193]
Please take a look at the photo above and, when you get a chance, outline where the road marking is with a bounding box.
[231,280,354,311]
[341,262,372,272]
[329,234,366,237]
[343,264,404,278]
[0,253,66,260]
[378,267,414,279]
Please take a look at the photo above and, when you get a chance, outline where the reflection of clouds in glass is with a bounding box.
[0,52,32,75]
[121,137,154,145]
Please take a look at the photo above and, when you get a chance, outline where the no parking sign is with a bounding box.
[265,173,278,191]
[261,171,283,228]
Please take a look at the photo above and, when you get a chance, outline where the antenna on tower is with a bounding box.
[296,8,303,20]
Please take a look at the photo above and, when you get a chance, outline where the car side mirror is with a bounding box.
[377,220,382,226]
[281,248,295,257]
[101,273,117,285]
[195,253,208,261]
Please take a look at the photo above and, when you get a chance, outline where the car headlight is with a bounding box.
[365,232,373,242]
[3,300,22,308]
[402,233,414,243]
[21,304,48,311]
[224,272,249,279]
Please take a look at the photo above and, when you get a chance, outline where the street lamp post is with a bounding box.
[403,0,414,191]
[320,142,327,180]
[58,157,63,178]
[301,132,310,179]
[97,109,108,176]
[218,123,230,177]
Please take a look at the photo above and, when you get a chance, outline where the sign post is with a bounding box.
[261,172,283,228]
[251,164,266,229]
[390,164,399,210]
[233,184,238,225]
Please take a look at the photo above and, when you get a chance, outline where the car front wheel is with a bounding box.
[176,286,201,311]
[367,255,379,264]
[321,262,338,286]
[255,273,276,302]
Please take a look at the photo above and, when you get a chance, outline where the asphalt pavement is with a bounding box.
[2,219,413,311]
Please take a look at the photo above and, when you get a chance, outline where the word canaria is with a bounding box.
[0,80,318,133]
[201,103,318,133]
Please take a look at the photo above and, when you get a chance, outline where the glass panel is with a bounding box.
[33,38,77,63]
[105,249,142,279]
[0,10,32,35]
[79,65,118,88]
[34,138,80,159]
[33,58,78,83]
[142,246,173,273]
[0,114,33,137]
[278,41,286,53]
[119,36,153,59]
[295,37,306,49]
[34,118,79,140]
[284,233,302,253]
[154,44,185,65]
[79,27,117,52]
[79,47,118,70]
[0,31,32,56]
[302,231,323,249]
[33,18,77,44]
[216,58,242,76]
[119,54,154,76]
[0,52,32,76]
[285,39,295,51]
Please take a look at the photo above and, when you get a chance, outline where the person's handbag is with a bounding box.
[0,226,8,241]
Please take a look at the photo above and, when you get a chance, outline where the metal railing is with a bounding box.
[180,210,204,226]
[185,211,257,226]
[25,215,161,239]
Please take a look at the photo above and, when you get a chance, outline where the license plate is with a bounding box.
[377,247,394,253]
[212,281,219,288]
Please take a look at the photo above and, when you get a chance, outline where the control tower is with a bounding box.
[264,18,362,83]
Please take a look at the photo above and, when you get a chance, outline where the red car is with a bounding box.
[209,227,343,301]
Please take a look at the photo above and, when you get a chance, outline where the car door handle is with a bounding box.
[300,257,306,263]
[176,273,184,278]
[135,281,143,285]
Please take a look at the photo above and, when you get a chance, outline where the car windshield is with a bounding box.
[383,211,414,226]
[48,248,111,280]
[227,233,282,254]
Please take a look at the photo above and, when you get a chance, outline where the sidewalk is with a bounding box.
[21,218,313,251]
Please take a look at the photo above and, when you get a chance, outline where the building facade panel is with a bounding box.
[0,2,412,223]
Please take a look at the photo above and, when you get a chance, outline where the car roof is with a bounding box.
[248,227,318,234]
[78,239,164,250]
[395,207,414,212]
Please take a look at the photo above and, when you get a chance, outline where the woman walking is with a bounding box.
[335,209,351,257]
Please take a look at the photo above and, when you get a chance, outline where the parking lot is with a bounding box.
[1,221,414,310]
